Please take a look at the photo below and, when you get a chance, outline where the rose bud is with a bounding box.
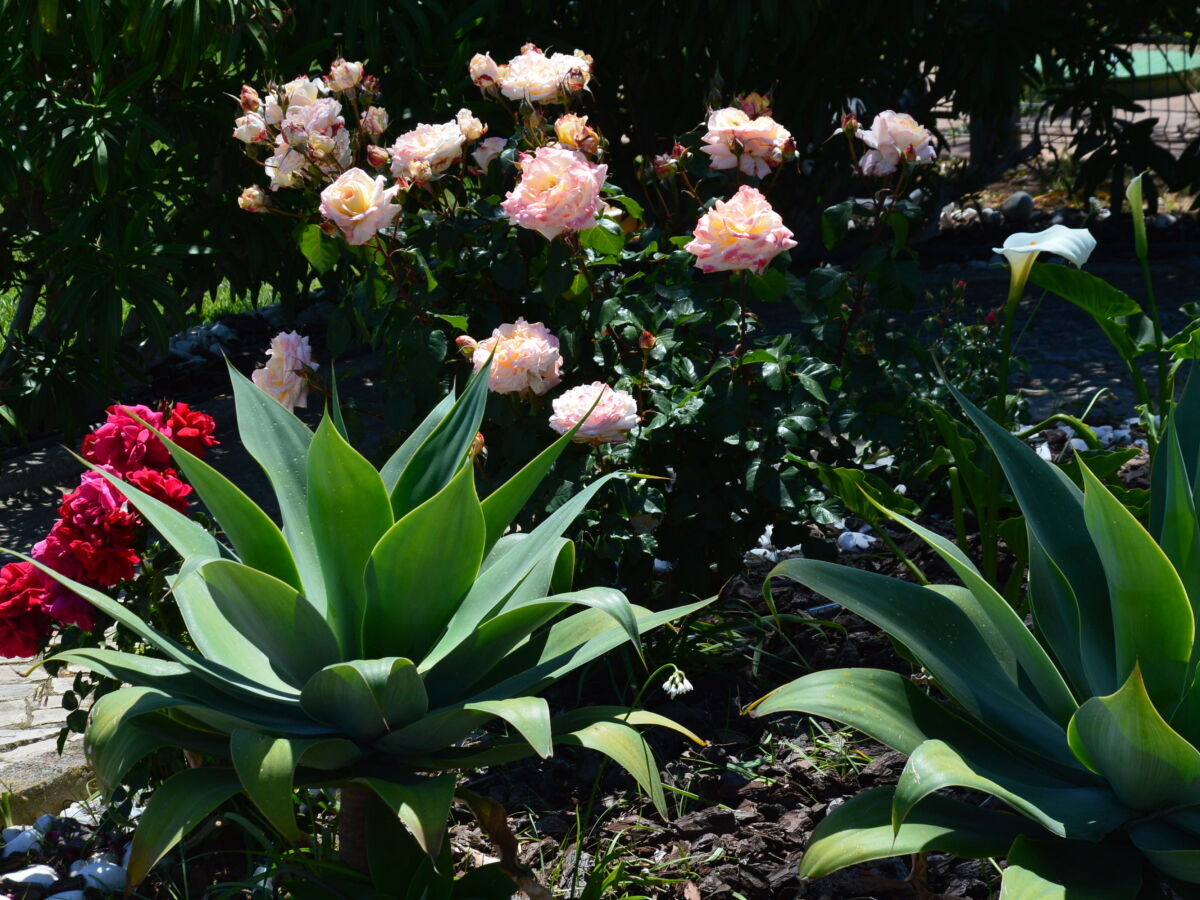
[840,112,860,135]
[319,219,338,236]
[652,154,676,179]
[671,142,687,159]
[237,185,268,213]
[366,144,392,168]
[239,85,261,112]
[520,42,542,55]
[360,106,389,136]
[307,132,336,159]
[639,330,657,351]
[469,431,486,459]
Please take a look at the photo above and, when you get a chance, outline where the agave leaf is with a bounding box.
[17,552,300,705]
[555,715,668,817]
[363,462,485,661]
[88,687,189,796]
[1079,460,1193,710]
[230,730,312,842]
[422,587,640,705]
[360,657,428,729]
[227,359,325,612]
[748,668,1089,786]
[464,697,552,758]
[797,786,1037,879]
[389,358,491,519]
[379,390,456,493]
[767,559,1077,767]
[870,501,1077,723]
[130,411,301,589]
[892,739,1130,841]
[1157,419,1200,685]
[479,427,576,554]
[372,706,492,755]
[1068,665,1200,812]
[125,767,243,887]
[356,772,457,857]
[307,414,393,656]
[199,559,341,687]
[300,662,389,741]
[1130,809,1200,884]
[1152,371,1200,539]
[554,706,707,747]
[423,473,623,668]
[1027,537,1088,696]
[999,834,1144,899]
[475,598,713,700]
[949,386,1116,696]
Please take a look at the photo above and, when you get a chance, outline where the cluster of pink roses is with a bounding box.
[457,319,636,445]
[699,97,794,179]
[0,403,216,658]
[844,110,936,176]
[470,44,592,105]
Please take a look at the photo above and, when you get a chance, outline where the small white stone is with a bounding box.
[1037,443,1053,461]
[3,864,58,886]
[837,531,877,552]
[45,893,86,900]
[73,860,127,892]
[33,814,54,834]
[1069,438,1088,452]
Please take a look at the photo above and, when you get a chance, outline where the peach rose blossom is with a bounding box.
[251,331,317,412]
[549,382,637,445]
[390,121,466,179]
[472,136,507,171]
[232,112,268,144]
[501,146,607,241]
[684,185,797,274]
[469,52,503,88]
[856,110,935,176]
[499,47,591,103]
[700,107,792,179]
[319,168,401,245]
[554,114,598,155]
[458,318,563,395]
[456,108,486,142]
[360,106,389,135]
[281,75,323,109]
[325,58,364,93]
[264,135,306,190]
[281,98,343,148]
[238,185,268,213]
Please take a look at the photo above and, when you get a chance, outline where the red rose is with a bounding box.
[0,562,52,658]
[34,521,138,588]
[126,467,192,514]
[58,468,139,543]
[164,403,218,460]
[82,404,172,475]
[43,582,96,632]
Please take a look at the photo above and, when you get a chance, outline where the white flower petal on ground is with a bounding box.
[836,531,877,552]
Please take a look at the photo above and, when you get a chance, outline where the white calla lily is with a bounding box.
[994,224,1098,302]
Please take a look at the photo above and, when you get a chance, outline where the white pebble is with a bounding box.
[837,531,877,552]
[73,860,127,892]
[2,828,41,857]
[3,864,57,886]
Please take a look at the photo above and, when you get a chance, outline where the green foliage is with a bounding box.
[20,360,709,891]
[751,378,1200,897]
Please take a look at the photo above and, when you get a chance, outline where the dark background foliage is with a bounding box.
[2,0,1197,444]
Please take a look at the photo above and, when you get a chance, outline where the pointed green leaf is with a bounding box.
[357,773,456,857]
[1028,262,1141,320]
[226,359,325,612]
[768,559,1077,768]
[555,716,668,817]
[87,687,187,797]
[1068,666,1200,811]
[1130,809,1200,885]
[1156,419,1200,683]
[373,657,428,729]
[200,559,341,687]
[380,390,456,493]
[390,359,491,519]
[1153,371,1200,539]
[126,767,243,887]
[1079,461,1193,709]
[363,463,485,661]
[950,387,1116,695]
[1128,171,1149,264]
[893,739,1130,841]
[798,786,1037,879]
[465,698,552,758]
[307,414,393,656]
[230,730,308,842]
[480,428,575,553]
[1000,834,1144,899]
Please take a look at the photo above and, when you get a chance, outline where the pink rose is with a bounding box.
[251,331,317,413]
[469,53,504,89]
[360,106,389,136]
[460,318,563,395]
[499,47,591,103]
[238,185,268,213]
[700,107,792,179]
[855,110,935,176]
[264,135,306,190]
[319,168,401,245]
[325,58,364,93]
[390,121,466,179]
[281,98,343,148]
[685,185,797,274]
[472,137,507,172]
[549,382,638,445]
[81,405,171,475]
[501,146,607,241]
[554,114,598,155]
[232,113,268,144]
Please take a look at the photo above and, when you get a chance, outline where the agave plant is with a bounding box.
[751,382,1200,897]
[16,361,707,891]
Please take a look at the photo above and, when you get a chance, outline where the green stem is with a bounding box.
[877,528,928,585]
[1012,415,1103,450]
[1138,247,1168,415]
[949,466,968,557]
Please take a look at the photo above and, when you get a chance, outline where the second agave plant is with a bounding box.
[17,359,709,894]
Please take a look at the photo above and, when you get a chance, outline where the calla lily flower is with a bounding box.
[994,224,1098,302]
